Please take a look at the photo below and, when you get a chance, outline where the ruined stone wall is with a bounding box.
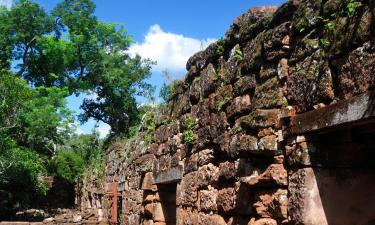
[83,0,375,224]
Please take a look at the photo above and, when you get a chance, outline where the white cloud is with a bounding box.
[128,24,216,76]
[0,0,12,9]
[96,122,111,139]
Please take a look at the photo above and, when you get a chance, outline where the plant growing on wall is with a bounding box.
[183,116,196,144]
[216,38,226,55]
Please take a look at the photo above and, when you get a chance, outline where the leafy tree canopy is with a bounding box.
[0,0,154,135]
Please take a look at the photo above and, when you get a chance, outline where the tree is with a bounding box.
[0,0,155,136]
[80,53,155,135]
[51,132,103,182]
[0,70,31,134]
[6,0,55,76]
[19,86,74,156]
[159,69,173,103]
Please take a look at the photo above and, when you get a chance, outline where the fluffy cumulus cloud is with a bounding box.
[0,0,12,9]
[128,24,216,75]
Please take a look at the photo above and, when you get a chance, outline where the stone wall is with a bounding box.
[82,0,375,224]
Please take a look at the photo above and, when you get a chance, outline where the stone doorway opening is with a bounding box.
[157,183,177,225]
[288,95,375,225]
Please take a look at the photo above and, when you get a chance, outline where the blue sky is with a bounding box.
[1,0,286,137]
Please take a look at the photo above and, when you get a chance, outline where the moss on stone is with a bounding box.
[253,77,283,109]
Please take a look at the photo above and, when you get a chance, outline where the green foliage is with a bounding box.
[296,18,306,33]
[0,71,31,135]
[79,53,155,135]
[51,132,103,182]
[319,38,331,48]
[216,38,226,55]
[183,116,196,144]
[1,0,55,75]
[143,111,156,144]
[26,37,76,87]
[52,149,84,182]
[217,96,231,112]
[0,147,47,213]
[347,0,360,17]
[325,21,335,30]
[159,82,171,103]
[234,48,243,61]
[316,16,336,31]
[21,86,74,156]
[184,130,195,144]
[0,0,155,136]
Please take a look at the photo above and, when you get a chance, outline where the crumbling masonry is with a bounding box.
[78,0,375,224]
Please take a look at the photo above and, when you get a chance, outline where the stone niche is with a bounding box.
[288,103,375,225]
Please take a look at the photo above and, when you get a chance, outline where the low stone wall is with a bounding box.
[80,0,375,224]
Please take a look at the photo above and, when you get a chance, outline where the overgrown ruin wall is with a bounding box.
[80,0,375,224]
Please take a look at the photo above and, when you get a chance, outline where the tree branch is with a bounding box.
[17,36,38,77]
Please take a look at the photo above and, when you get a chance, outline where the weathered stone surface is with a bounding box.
[218,161,236,180]
[248,218,277,225]
[241,164,287,187]
[135,154,155,172]
[199,188,218,212]
[141,172,154,190]
[158,155,170,172]
[184,153,198,173]
[143,193,155,203]
[199,214,226,225]
[285,141,311,166]
[152,203,165,222]
[287,50,334,113]
[253,189,288,220]
[171,149,183,167]
[227,216,251,225]
[177,172,198,207]
[225,6,277,43]
[198,149,214,166]
[195,126,211,150]
[227,95,252,118]
[209,112,228,140]
[217,187,235,213]
[253,77,284,109]
[197,164,219,188]
[192,99,211,128]
[289,167,375,225]
[189,77,201,104]
[277,58,289,79]
[258,135,278,152]
[257,128,275,138]
[170,92,191,119]
[215,84,233,112]
[263,22,291,61]
[200,64,217,98]
[154,164,184,184]
[79,1,375,225]
[218,51,240,85]
[242,36,264,71]
[142,220,154,225]
[240,109,280,130]
[228,133,258,156]
[176,207,199,225]
[290,90,375,135]
[152,125,171,143]
[234,76,256,96]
